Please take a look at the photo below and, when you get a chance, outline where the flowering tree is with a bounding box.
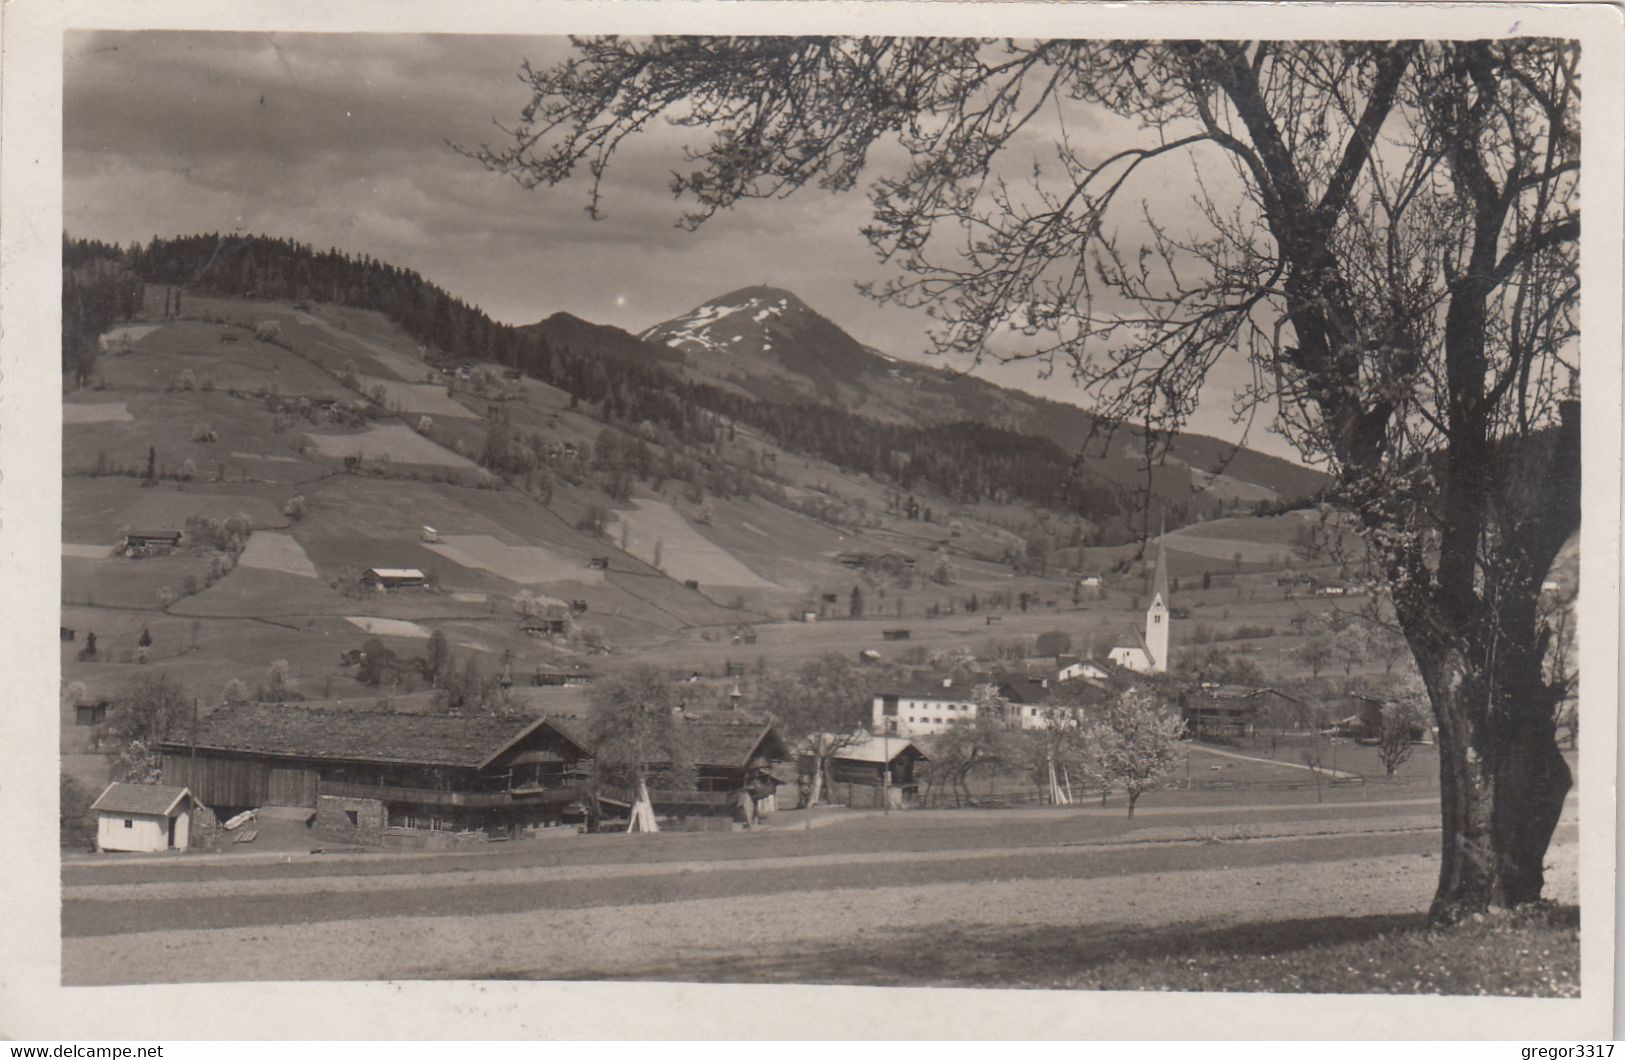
[1084,687,1186,817]
[470,38,1581,920]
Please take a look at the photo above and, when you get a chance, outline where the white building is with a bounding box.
[1110,539,1172,674]
[91,782,193,853]
[871,676,980,736]
[871,673,1085,736]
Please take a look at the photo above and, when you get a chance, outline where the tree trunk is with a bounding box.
[1416,631,1571,922]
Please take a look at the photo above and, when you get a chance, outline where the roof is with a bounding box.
[804,733,930,764]
[1151,537,1170,605]
[157,702,588,770]
[366,567,426,580]
[90,782,191,817]
[679,713,790,768]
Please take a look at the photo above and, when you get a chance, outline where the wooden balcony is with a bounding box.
[319,780,581,808]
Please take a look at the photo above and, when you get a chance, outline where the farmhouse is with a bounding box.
[619,713,790,822]
[361,567,427,590]
[157,704,592,847]
[122,529,183,557]
[531,666,593,687]
[871,676,979,736]
[420,525,439,544]
[519,601,572,638]
[799,733,930,808]
[91,782,193,853]
[1184,686,1306,740]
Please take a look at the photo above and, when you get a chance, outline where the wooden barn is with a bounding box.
[361,567,427,590]
[91,782,193,853]
[610,713,791,825]
[800,734,930,808]
[122,529,182,557]
[157,704,592,847]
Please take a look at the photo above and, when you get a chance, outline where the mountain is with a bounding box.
[524,311,686,369]
[640,286,1326,504]
[639,285,880,404]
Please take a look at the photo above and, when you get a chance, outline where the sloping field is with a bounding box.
[296,309,431,382]
[358,376,479,419]
[173,566,354,618]
[345,616,431,639]
[62,543,115,559]
[303,424,476,468]
[424,534,602,585]
[63,401,133,424]
[237,532,318,578]
[61,478,286,545]
[1159,535,1292,565]
[617,500,779,589]
[62,553,215,610]
[94,319,352,398]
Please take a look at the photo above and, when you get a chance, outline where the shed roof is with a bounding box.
[157,703,587,770]
[366,567,426,580]
[90,782,191,817]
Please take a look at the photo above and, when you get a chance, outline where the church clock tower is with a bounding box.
[1145,537,1171,673]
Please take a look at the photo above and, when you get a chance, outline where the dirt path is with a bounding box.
[1191,742,1360,779]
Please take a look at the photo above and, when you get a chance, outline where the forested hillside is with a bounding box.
[64,234,1322,543]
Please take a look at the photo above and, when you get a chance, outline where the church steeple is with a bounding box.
[1145,515,1171,673]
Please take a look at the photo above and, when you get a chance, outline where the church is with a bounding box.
[1107,539,1171,674]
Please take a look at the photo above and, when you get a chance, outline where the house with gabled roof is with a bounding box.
[91,782,193,853]
[157,703,591,847]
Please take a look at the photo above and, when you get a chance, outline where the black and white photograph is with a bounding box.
[1,0,1620,1042]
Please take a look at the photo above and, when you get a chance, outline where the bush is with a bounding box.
[191,423,218,443]
[176,369,197,391]
[178,459,197,480]
[283,495,307,521]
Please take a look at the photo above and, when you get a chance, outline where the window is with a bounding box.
[345,810,359,826]
[123,819,133,829]
[881,695,899,716]
[1154,614,1162,624]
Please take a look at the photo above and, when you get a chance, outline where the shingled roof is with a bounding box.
[159,703,587,770]
[679,713,790,768]
[90,782,192,817]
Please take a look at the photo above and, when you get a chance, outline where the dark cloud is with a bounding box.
[64,30,1294,460]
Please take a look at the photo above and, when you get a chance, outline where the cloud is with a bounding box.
[63,30,1297,461]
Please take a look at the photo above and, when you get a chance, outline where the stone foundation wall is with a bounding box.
[313,794,387,846]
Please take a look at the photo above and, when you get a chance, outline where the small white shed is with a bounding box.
[91,782,193,853]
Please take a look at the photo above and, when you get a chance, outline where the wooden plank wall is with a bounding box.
[161,753,270,809]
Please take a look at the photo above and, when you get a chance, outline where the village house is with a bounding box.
[613,713,790,826]
[121,529,183,557]
[157,704,592,847]
[871,675,981,736]
[91,782,193,853]
[799,733,930,809]
[361,567,427,590]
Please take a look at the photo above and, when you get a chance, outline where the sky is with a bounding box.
[64,30,1294,461]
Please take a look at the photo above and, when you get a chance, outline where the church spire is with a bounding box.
[1151,514,1170,606]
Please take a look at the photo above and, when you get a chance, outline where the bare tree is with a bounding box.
[471,37,1581,921]
[754,653,873,808]
[588,666,694,831]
